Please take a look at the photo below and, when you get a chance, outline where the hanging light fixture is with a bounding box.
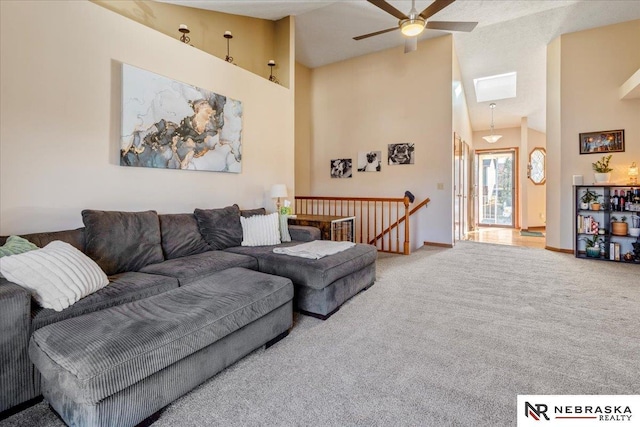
[223,31,234,64]
[482,103,502,143]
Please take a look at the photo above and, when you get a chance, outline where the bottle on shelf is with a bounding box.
[613,190,619,211]
[620,192,625,211]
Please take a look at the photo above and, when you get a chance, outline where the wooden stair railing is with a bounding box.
[294,195,429,255]
[368,198,431,252]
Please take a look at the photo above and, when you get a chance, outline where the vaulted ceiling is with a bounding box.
[159,1,640,134]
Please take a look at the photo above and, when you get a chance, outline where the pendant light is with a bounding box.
[482,103,502,143]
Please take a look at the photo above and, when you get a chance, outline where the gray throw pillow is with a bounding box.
[82,210,164,275]
[240,207,266,218]
[194,205,243,250]
[159,214,211,259]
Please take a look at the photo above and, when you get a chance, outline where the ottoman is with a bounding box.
[29,268,293,427]
[226,243,377,319]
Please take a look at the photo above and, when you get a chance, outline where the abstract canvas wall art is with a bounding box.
[357,151,382,172]
[121,64,243,173]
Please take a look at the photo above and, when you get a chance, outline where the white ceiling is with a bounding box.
[160,0,640,133]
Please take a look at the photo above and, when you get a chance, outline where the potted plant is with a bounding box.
[581,234,602,258]
[611,215,629,236]
[592,154,613,183]
[580,189,599,210]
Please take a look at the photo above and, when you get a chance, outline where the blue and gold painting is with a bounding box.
[121,64,242,173]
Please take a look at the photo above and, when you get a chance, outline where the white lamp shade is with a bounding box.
[270,184,288,199]
[482,134,503,143]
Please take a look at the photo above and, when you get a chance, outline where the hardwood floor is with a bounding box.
[463,227,546,249]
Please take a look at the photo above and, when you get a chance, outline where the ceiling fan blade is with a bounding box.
[353,27,399,41]
[367,0,408,20]
[404,37,418,54]
[419,0,455,20]
[426,21,478,32]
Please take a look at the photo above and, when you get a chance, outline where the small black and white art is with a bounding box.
[357,151,382,172]
[330,159,352,178]
[388,143,415,165]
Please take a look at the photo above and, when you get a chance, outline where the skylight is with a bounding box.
[473,72,517,103]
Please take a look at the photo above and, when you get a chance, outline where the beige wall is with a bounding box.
[546,19,640,250]
[452,45,473,144]
[527,128,547,228]
[308,36,455,248]
[295,62,313,195]
[0,0,295,234]
[274,17,292,89]
[92,0,290,87]
[546,36,563,249]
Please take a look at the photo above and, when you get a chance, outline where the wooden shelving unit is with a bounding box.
[574,185,640,263]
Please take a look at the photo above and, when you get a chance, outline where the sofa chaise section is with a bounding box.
[226,242,377,318]
[29,267,293,427]
[0,280,32,413]
[0,225,186,414]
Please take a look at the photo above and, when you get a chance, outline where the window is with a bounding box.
[528,147,546,185]
[473,72,517,103]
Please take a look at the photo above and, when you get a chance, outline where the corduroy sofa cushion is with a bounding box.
[193,205,243,250]
[140,251,258,286]
[158,213,211,260]
[225,243,377,290]
[31,272,179,331]
[82,210,164,275]
[29,267,293,404]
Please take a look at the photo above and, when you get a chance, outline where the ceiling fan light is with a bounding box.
[482,134,503,143]
[400,18,426,37]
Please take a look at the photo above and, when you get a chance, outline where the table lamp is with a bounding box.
[270,184,287,212]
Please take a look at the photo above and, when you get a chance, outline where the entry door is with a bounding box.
[476,150,516,227]
[454,135,471,242]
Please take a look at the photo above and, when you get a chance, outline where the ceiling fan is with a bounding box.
[353,0,478,53]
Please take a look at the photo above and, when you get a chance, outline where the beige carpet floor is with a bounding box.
[2,242,639,426]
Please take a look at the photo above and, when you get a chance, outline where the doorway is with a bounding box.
[476,149,517,228]
[453,134,472,243]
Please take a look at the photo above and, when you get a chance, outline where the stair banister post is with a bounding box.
[403,195,411,255]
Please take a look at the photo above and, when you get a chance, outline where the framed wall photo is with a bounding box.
[579,129,624,154]
[388,143,415,165]
[330,159,352,178]
[357,151,382,172]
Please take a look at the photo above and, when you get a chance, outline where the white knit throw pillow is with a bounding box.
[0,240,109,312]
[240,213,282,246]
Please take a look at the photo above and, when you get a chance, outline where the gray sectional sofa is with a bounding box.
[0,205,377,426]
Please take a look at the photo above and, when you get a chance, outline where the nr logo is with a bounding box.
[525,402,550,421]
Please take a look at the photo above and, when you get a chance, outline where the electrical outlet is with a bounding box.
[437,183,444,190]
